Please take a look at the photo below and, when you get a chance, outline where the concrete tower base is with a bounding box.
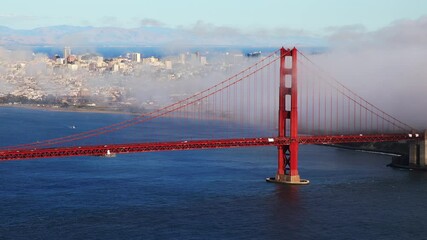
[266,174,309,185]
[391,130,426,170]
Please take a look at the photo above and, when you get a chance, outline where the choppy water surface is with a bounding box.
[1,107,427,239]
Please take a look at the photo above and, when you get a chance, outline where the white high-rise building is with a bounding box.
[165,60,172,70]
[131,53,141,63]
[96,56,104,67]
[180,53,186,64]
[200,56,207,65]
[64,47,71,60]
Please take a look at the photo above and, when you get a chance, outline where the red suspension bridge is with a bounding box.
[0,47,423,184]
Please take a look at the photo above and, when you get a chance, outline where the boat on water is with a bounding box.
[103,150,116,158]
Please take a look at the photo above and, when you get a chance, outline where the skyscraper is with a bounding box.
[64,47,71,60]
[131,53,141,63]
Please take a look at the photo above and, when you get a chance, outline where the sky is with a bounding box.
[1,0,426,33]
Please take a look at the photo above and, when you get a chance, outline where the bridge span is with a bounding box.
[0,133,420,161]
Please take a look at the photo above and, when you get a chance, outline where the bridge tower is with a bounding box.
[267,47,309,185]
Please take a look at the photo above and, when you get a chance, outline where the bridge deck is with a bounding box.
[0,134,420,161]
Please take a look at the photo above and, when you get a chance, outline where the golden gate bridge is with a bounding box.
[0,48,423,184]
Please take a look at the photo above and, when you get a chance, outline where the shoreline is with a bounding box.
[0,103,233,121]
[387,163,427,171]
[0,103,146,116]
[324,144,404,157]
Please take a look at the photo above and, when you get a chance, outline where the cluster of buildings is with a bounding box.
[53,47,212,74]
[0,46,258,112]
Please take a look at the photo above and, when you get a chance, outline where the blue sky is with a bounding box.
[1,0,426,32]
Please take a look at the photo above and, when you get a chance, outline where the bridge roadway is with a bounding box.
[0,133,421,161]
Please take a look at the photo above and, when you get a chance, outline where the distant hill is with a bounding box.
[0,25,325,47]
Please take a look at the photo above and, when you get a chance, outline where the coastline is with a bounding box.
[387,163,427,171]
[0,103,232,121]
[326,144,404,157]
[0,103,145,116]
[329,144,415,169]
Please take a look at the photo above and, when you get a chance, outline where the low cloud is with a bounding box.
[140,18,165,27]
[312,15,427,129]
[325,24,368,45]
[180,20,322,47]
[373,16,427,48]
[325,16,427,49]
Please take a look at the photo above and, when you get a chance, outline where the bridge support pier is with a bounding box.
[421,134,427,167]
[266,47,309,185]
[408,131,427,167]
[409,142,419,166]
